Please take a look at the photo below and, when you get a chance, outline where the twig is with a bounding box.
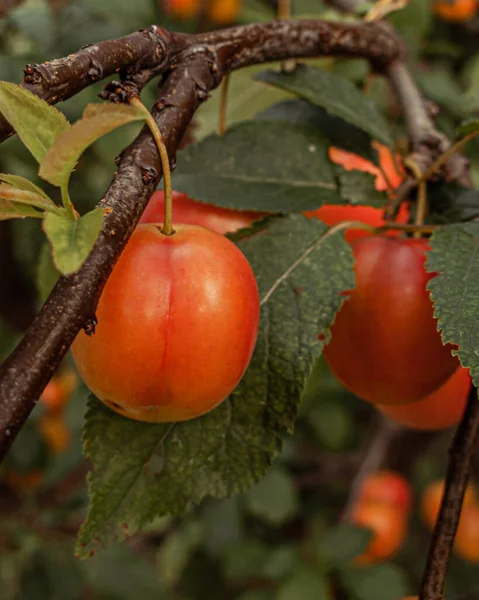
[341,414,401,522]
[419,386,479,600]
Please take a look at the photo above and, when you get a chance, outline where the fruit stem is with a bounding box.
[405,157,428,238]
[218,75,230,137]
[422,130,479,182]
[278,0,297,72]
[129,96,174,236]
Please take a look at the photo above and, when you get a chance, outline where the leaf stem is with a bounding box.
[218,75,230,136]
[405,157,428,239]
[422,130,479,182]
[61,181,77,221]
[129,96,174,236]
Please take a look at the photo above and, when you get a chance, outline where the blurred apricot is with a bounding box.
[4,469,43,493]
[455,506,479,562]
[359,470,412,513]
[40,368,77,413]
[208,0,241,23]
[38,414,71,454]
[433,0,477,21]
[352,501,407,564]
[421,479,477,529]
[164,0,199,19]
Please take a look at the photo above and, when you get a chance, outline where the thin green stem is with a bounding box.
[130,96,174,236]
[218,75,230,136]
[61,181,77,221]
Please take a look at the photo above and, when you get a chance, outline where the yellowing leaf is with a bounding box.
[39,103,147,188]
[0,182,60,213]
[0,200,42,220]
[0,82,70,163]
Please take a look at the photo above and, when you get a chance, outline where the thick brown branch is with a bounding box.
[0,20,402,459]
[419,386,479,600]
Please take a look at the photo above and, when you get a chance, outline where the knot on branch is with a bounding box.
[99,80,140,104]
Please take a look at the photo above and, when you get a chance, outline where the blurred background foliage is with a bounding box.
[1,0,479,598]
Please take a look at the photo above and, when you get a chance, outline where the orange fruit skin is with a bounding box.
[163,0,199,19]
[72,225,260,423]
[455,506,479,562]
[141,191,264,234]
[38,414,71,454]
[209,0,241,23]
[421,480,478,529]
[40,368,77,413]
[380,367,471,430]
[359,471,412,513]
[323,236,459,406]
[352,501,407,564]
[433,0,477,21]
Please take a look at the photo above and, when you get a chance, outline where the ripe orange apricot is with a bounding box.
[208,0,241,23]
[323,236,459,406]
[455,506,479,562]
[433,0,477,21]
[163,0,199,19]
[421,480,477,529]
[141,191,265,234]
[359,471,412,513]
[352,501,407,564]
[379,367,471,430]
[40,367,77,413]
[72,224,260,423]
[38,414,71,454]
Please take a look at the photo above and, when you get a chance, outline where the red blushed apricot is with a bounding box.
[163,0,199,19]
[359,471,412,513]
[379,367,471,430]
[421,480,478,530]
[141,191,265,235]
[323,236,459,406]
[72,224,260,423]
[352,501,407,564]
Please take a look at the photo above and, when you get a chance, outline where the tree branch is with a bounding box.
[0,20,402,460]
[419,386,479,600]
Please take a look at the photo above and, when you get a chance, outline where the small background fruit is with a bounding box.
[359,470,412,512]
[433,0,477,21]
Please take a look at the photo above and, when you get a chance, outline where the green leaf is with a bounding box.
[255,66,393,146]
[223,540,271,582]
[43,208,105,275]
[157,521,203,586]
[0,81,70,163]
[0,173,52,200]
[0,199,43,221]
[257,99,377,163]
[173,120,383,213]
[319,524,372,565]
[426,223,479,387]
[457,118,479,140]
[244,466,299,525]
[0,183,60,213]
[338,171,385,206]
[39,103,146,188]
[76,214,354,557]
[276,565,330,600]
[341,564,409,600]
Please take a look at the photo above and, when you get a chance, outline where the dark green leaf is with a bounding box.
[39,103,146,188]
[76,215,354,557]
[0,81,70,163]
[157,521,203,586]
[341,563,409,600]
[426,223,479,387]
[255,66,392,145]
[276,565,330,600]
[319,524,372,565]
[173,121,383,212]
[338,171,386,206]
[257,99,377,163]
[244,466,299,525]
[43,208,105,275]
